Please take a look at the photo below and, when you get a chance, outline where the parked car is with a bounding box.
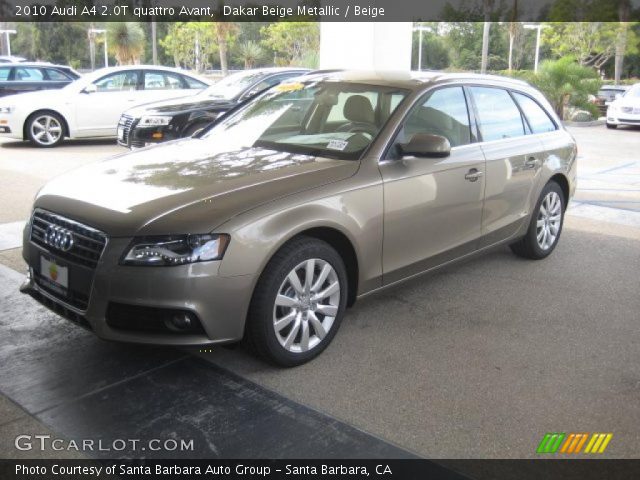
[21,71,576,366]
[0,62,81,97]
[0,65,210,147]
[117,67,309,148]
[606,83,640,128]
[0,55,27,63]
[592,85,628,116]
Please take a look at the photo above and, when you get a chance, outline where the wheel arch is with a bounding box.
[548,173,570,211]
[289,227,360,307]
[23,109,70,140]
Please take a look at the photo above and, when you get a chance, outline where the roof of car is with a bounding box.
[1,62,70,68]
[79,65,213,85]
[296,70,531,90]
[600,85,629,90]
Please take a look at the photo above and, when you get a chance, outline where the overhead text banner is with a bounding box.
[1,0,639,22]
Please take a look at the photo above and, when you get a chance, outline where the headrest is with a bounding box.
[343,95,375,124]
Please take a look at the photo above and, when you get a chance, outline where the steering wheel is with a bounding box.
[336,122,379,137]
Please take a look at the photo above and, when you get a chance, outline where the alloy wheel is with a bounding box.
[273,258,340,354]
[536,191,562,250]
[30,115,62,146]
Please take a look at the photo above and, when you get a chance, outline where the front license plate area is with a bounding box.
[39,255,69,295]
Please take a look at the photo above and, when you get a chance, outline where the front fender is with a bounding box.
[217,179,384,297]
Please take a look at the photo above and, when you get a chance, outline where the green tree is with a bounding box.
[543,22,619,69]
[107,22,145,65]
[523,56,601,119]
[260,22,319,66]
[212,23,238,75]
[160,23,217,71]
[237,41,264,69]
[412,30,450,70]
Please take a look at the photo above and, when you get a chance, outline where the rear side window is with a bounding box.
[144,71,185,90]
[45,69,70,81]
[469,87,525,141]
[403,86,472,147]
[183,76,208,89]
[14,67,44,81]
[0,67,9,81]
[512,93,556,134]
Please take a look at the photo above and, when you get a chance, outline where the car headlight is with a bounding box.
[122,234,230,266]
[138,115,173,127]
[0,105,15,114]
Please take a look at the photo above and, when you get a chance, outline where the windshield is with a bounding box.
[624,85,640,99]
[200,71,269,100]
[200,81,409,160]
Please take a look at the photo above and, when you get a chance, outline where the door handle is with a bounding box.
[464,168,484,182]
[525,157,539,169]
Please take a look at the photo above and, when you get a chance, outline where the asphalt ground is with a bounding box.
[0,125,639,460]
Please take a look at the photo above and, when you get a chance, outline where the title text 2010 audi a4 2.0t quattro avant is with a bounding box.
[21,71,576,366]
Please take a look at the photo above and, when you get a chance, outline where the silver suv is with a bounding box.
[21,71,576,366]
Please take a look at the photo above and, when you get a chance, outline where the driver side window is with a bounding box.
[402,87,472,149]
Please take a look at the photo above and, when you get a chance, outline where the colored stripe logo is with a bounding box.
[537,433,612,454]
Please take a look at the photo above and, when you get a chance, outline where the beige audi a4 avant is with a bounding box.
[21,71,576,366]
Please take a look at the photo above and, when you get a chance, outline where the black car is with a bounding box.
[117,67,309,148]
[0,62,81,97]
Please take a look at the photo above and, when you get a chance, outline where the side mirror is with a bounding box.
[399,134,451,158]
[83,84,98,94]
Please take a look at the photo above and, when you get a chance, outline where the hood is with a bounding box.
[615,97,640,108]
[125,94,232,117]
[34,139,359,237]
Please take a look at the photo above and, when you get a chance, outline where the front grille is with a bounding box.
[618,118,640,124]
[30,210,107,269]
[118,114,135,145]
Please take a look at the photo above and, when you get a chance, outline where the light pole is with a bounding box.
[0,30,17,56]
[89,29,108,68]
[413,25,431,71]
[524,24,546,73]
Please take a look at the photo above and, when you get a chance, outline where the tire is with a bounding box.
[510,181,565,260]
[246,236,348,367]
[606,122,617,129]
[26,111,65,147]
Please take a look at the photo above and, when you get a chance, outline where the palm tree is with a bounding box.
[532,57,601,119]
[507,1,519,71]
[212,23,237,75]
[107,22,145,65]
[480,0,493,73]
[614,0,631,85]
[238,41,263,69]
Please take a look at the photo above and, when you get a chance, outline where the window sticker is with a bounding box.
[327,139,348,151]
[274,82,304,92]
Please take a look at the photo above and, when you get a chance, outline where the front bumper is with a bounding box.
[0,116,20,137]
[21,230,256,346]
[117,116,180,149]
[606,112,640,126]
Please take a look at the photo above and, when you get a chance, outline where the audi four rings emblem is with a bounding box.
[44,225,75,252]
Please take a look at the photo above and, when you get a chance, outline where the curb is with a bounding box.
[563,119,606,127]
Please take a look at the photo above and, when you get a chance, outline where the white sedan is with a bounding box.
[606,83,640,129]
[0,65,211,147]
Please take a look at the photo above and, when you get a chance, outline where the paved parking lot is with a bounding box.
[0,126,639,459]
